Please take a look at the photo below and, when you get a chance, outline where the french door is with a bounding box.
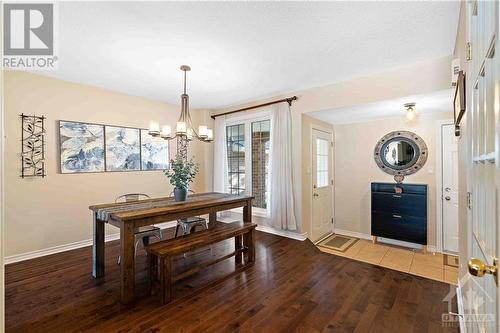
[464,1,499,332]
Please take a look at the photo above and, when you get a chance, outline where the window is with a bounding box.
[226,124,245,195]
[251,120,270,209]
[316,138,329,187]
[226,114,271,214]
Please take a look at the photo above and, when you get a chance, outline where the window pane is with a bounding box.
[226,124,245,194]
[316,138,329,187]
[251,120,271,209]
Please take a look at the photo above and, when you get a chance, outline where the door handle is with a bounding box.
[445,187,451,192]
[445,196,451,201]
[468,258,498,282]
[313,193,319,197]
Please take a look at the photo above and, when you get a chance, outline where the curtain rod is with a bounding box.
[211,96,297,120]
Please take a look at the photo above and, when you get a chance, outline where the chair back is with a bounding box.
[115,193,150,203]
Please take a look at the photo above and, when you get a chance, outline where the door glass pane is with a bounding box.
[226,124,245,195]
[316,138,329,187]
[251,120,270,209]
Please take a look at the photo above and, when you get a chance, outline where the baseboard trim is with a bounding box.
[333,228,437,253]
[255,225,308,241]
[4,221,178,265]
[4,221,307,264]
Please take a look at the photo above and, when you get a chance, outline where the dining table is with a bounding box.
[89,192,253,304]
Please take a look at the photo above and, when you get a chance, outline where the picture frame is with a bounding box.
[59,120,105,174]
[453,70,466,137]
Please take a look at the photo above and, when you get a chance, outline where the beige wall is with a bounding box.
[333,112,453,247]
[4,71,207,257]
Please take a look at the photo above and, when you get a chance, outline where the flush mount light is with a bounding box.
[404,102,417,121]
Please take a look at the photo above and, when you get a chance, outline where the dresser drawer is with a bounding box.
[371,212,427,245]
[372,192,426,218]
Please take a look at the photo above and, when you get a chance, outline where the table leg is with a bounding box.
[120,222,135,304]
[243,200,252,224]
[209,212,217,229]
[92,212,105,278]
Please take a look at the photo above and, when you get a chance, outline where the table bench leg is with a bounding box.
[148,253,157,295]
[235,235,243,263]
[160,256,173,304]
[243,228,255,263]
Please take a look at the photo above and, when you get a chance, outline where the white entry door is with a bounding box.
[311,128,334,242]
[464,1,499,332]
[441,124,459,253]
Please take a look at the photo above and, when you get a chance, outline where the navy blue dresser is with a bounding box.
[371,182,427,246]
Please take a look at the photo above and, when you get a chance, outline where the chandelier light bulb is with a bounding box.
[198,125,208,138]
[149,121,160,136]
[176,121,187,134]
[187,128,194,140]
[160,125,172,138]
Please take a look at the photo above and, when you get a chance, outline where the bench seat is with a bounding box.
[147,221,257,304]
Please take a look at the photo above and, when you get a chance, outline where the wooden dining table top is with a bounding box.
[89,192,254,222]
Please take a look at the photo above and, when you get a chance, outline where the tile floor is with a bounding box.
[318,238,458,285]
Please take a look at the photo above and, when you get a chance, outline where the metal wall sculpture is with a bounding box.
[21,114,46,178]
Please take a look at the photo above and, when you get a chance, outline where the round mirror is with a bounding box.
[382,139,416,168]
[374,131,427,177]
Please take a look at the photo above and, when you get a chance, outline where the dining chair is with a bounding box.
[115,193,163,264]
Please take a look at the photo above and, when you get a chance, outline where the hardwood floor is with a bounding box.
[5,229,458,332]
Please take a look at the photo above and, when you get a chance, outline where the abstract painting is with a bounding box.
[140,130,168,170]
[59,121,105,173]
[105,126,141,171]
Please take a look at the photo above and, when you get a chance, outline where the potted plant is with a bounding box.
[165,154,199,202]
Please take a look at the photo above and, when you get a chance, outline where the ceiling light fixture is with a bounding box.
[404,102,417,121]
[149,65,212,158]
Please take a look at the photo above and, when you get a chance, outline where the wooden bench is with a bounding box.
[146,221,257,304]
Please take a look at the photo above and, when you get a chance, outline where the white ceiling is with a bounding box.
[308,89,454,124]
[39,1,460,109]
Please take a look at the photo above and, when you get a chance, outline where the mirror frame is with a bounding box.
[374,130,428,176]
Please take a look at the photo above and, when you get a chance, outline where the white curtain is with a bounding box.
[269,102,297,231]
[213,115,228,193]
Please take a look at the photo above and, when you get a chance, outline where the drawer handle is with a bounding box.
[393,195,402,198]
[392,214,402,218]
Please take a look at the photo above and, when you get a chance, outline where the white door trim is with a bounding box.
[309,124,334,241]
[435,120,454,254]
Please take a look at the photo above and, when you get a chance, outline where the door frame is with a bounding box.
[309,124,334,242]
[435,119,456,254]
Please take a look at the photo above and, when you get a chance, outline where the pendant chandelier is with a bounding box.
[148,65,213,143]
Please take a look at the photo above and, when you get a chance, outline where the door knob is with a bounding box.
[445,196,451,201]
[313,193,319,197]
[468,258,498,280]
